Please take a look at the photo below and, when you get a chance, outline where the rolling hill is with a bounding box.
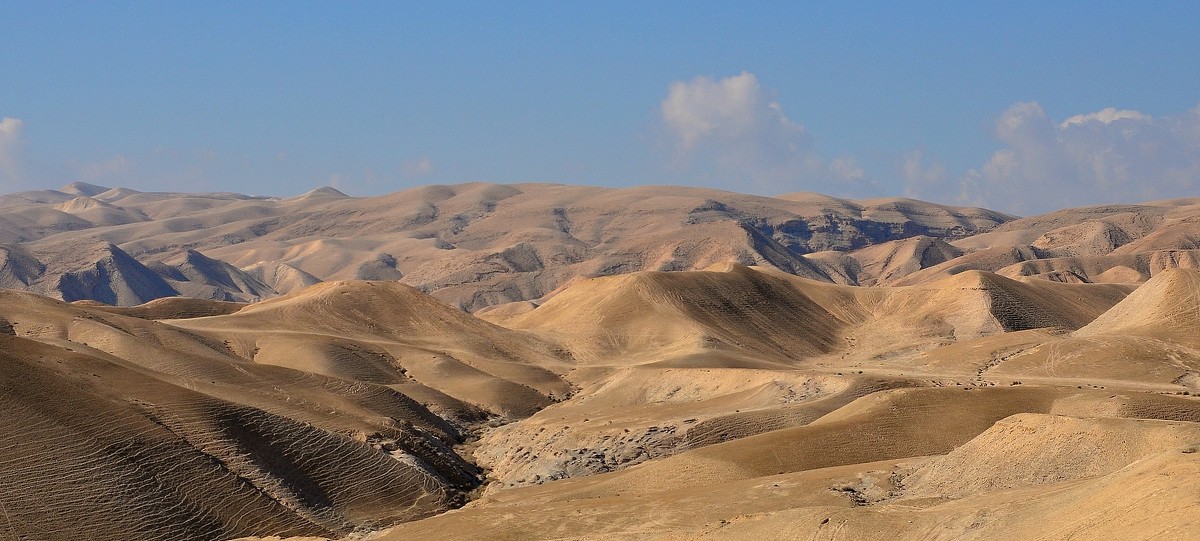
[2,184,1200,540]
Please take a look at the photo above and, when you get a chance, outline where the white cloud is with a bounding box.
[901,149,948,199]
[828,154,866,182]
[403,156,434,177]
[78,154,134,181]
[925,102,1200,214]
[662,71,803,148]
[0,117,25,185]
[659,72,871,195]
[1060,107,1148,128]
[66,147,221,192]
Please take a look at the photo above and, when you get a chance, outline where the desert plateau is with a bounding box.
[1,182,1199,540]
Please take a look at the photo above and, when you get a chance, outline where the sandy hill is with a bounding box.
[455,264,1133,491]
[54,195,149,226]
[1076,267,1200,340]
[0,290,486,540]
[974,268,1200,389]
[36,241,180,305]
[84,296,246,319]
[153,248,275,301]
[499,264,1131,370]
[0,335,461,540]
[500,264,848,366]
[832,235,964,284]
[8,239,276,305]
[170,280,572,418]
[5,182,1200,540]
[0,244,44,289]
[373,389,1200,541]
[2,265,1198,540]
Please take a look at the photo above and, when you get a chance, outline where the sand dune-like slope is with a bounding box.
[0,333,464,540]
[503,264,1130,371]
[53,194,149,225]
[902,413,1200,498]
[0,288,476,446]
[501,264,847,366]
[978,268,1200,390]
[437,265,1134,492]
[4,265,1198,540]
[33,242,180,305]
[170,280,572,418]
[0,244,44,289]
[1076,267,1200,340]
[242,260,323,294]
[0,285,559,540]
[84,296,247,319]
[839,235,963,285]
[374,391,1200,541]
[154,249,276,301]
[682,419,1200,541]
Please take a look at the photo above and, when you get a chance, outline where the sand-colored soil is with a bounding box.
[3,186,1200,540]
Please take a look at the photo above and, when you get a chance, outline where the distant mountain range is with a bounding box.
[2,181,1199,308]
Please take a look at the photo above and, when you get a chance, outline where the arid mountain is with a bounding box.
[0,182,1011,309]
[5,183,1200,312]
[895,198,1200,285]
[4,184,1200,541]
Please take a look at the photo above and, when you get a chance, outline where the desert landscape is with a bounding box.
[1,182,1199,540]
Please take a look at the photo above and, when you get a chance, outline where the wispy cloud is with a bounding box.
[828,154,866,183]
[900,148,948,199]
[77,154,134,182]
[402,156,434,178]
[65,146,222,192]
[659,72,871,195]
[939,102,1200,214]
[0,117,25,186]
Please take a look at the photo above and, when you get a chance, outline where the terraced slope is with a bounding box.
[0,284,569,540]
[0,334,461,541]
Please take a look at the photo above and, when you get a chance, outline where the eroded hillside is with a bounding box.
[4,185,1200,540]
[3,265,1200,540]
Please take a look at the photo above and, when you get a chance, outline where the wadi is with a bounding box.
[2,182,1199,540]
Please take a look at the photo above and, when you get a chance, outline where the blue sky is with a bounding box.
[2,2,1199,214]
